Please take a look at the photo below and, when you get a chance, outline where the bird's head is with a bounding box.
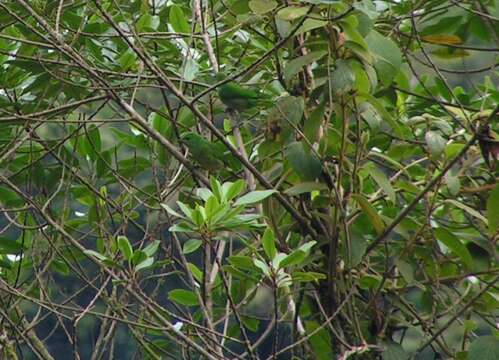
[181,132,204,147]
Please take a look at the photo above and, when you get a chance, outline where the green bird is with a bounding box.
[218,82,261,112]
[182,132,225,171]
[216,72,266,112]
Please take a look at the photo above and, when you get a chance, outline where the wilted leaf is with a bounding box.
[422,34,462,45]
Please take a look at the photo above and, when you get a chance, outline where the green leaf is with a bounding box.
[261,228,277,260]
[352,194,385,235]
[285,141,322,181]
[191,207,205,227]
[210,177,223,201]
[358,92,402,136]
[135,257,154,271]
[117,236,133,261]
[118,50,137,71]
[304,100,326,143]
[233,190,277,206]
[228,256,258,271]
[83,249,108,262]
[340,17,369,50]
[280,250,307,268]
[487,184,499,235]
[0,237,23,254]
[182,56,199,81]
[187,262,203,283]
[425,131,446,158]
[444,200,488,225]
[131,250,148,266]
[434,228,473,269]
[277,6,309,21]
[292,271,326,282]
[296,18,328,35]
[253,258,271,276]
[241,316,260,332]
[51,260,70,276]
[305,321,333,360]
[365,30,402,86]
[136,14,160,31]
[331,59,355,95]
[284,51,327,82]
[284,182,328,196]
[224,180,246,202]
[143,240,160,257]
[365,163,396,203]
[249,0,277,14]
[382,341,409,360]
[169,5,190,34]
[345,232,367,267]
[468,336,499,360]
[168,289,198,306]
[183,239,202,254]
[204,196,220,220]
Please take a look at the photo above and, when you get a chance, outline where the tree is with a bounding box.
[0,0,498,359]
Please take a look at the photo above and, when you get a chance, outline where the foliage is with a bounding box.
[0,0,498,359]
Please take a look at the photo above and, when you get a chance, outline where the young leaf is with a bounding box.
[117,236,133,261]
[143,240,160,257]
[224,180,246,202]
[261,228,277,260]
[135,257,154,271]
[280,250,307,268]
[83,249,108,262]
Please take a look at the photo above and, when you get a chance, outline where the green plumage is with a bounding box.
[218,82,261,112]
[182,133,225,171]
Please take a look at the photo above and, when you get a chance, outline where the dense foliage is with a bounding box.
[0,0,498,359]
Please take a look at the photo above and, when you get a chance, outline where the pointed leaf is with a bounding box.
[233,190,277,206]
[168,289,198,306]
[486,184,499,235]
[169,5,190,34]
[352,194,385,235]
[117,236,133,261]
[262,228,277,260]
[434,228,473,269]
